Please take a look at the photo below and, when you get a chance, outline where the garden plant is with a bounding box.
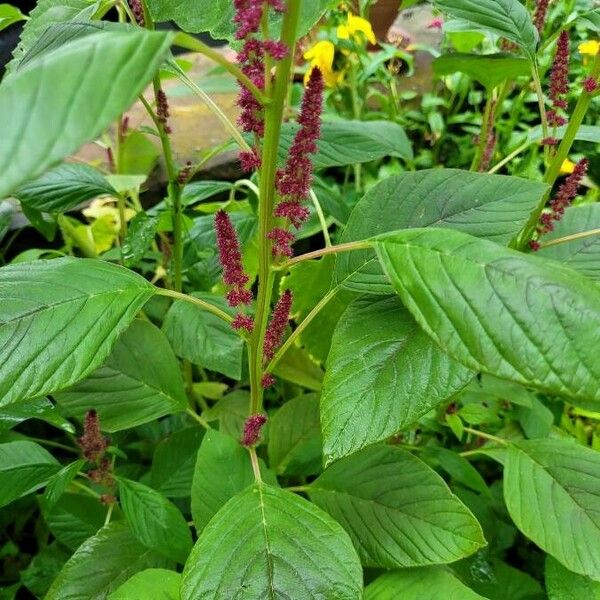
[0,0,599,597]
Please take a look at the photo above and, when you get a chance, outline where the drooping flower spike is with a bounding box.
[533,0,550,34]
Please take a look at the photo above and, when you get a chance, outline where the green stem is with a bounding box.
[186,408,210,429]
[27,437,78,453]
[516,54,600,249]
[463,426,508,446]
[72,479,102,499]
[249,0,301,416]
[531,61,549,152]
[488,141,529,174]
[279,240,372,269]
[173,33,269,105]
[157,288,233,323]
[248,447,262,483]
[267,287,339,372]
[471,92,493,171]
[540,227,600,248]
[309,189,331,247]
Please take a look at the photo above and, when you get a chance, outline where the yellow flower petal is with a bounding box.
[337,13,376,45]
[304,40,343,87]
[578,40,599,56]
[560,159,576,174]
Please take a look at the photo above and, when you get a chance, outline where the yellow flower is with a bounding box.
[578,40,599,56]
[560,159,576,175]
[337,13,376,45]
[304,40,344,87]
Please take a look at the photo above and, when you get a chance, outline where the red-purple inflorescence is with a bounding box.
[128,0,145,26]
[584,77,599,93]
[533,0,550,34]
[547,31,570,126]
[268,68,324,257]
[232,313,255,333]
[260,290,292,386]
[241,414,268,446]
[156,88,172,134]
[530,158,588,249]
[215,210,254,318]
[78,410,107,463]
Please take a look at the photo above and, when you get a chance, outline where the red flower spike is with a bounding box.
[533,0,550,34]
[241,414,267,447]
[267,228,295,257]
[263,290,292,362]
[541,136,559,146]
[156,88,171,134]
[262,373,276,388]
[78,410,108,463]
[232,313,255,332]
[214,210,253,307]
[584,77,598,93]
[128,0,145,26]
[549,31,570,108]
[239,148,262,171]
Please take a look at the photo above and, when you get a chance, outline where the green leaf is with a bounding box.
[0,4,26,32]
[280,120,413,169]
[55,319,185,431]
[545,556,600,600]
[147,0,332,43]
[42,493,106,551]
[0,397,74,434]
[435,0,538,57]
[528,124,600,144]
[0,29,172,198]
[182,483,362,599]
[108,569,181,600]
[504,439,600,580]
[375,228,600,404]
[538,204,600,281]
[14,163,116,214]
[309,446,485,568]
[336,169,549,294]
[0,441,59,507]
[579,9,600,32]
[151,427,204,497]
[364,567,487,599]
[21,541,70,598]
[8,0,99,71]
[162,292,243,380]
[424,447,490,496]
[122,212,159,267]
[322,296,472,462]
[203,391,249,438]
[273,345,324,391]
[45,521,171,600]
[191,429,275,531]
[43,460,86,509]
[433,53,530,90]
[119,478,193,564]
[268,393,322,476]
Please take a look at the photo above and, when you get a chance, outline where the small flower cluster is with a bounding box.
[128,0,144,26]
[262,289,293,387]
[215,210,254,331]
[241,414,267,446]
[235,1,288,170]
[530,158,588,249]
[177,161,193,184]
[77,410,113,487]
[268,68,324,257]
[156,88,172,134]
[547,31,570,127]
[533,0,550,35]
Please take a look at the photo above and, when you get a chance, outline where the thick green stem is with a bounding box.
[531,61,549,151]
[471,92,493,171]
[516,54,600,250]
[249,0,301,415]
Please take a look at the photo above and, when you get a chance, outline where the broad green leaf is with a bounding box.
[122,212,159,267]
[433,53,530,90]
[108,569,181,600]
[0,441,59,507]
[0,397,74,434]
[538,204,600,281]
[162,292,243,380]
[14,163,116,213]
[545,556,600,599]
[191,429,275,531]
[42,493,106,551]
[375,228,600,404]
[309,446,485,568]
[203,391,249,438]
[365,567,487,599]
[322,296,472,462]
[147,0,332,42]
[55,319,185,431]
[268,393,322,476]
[528,124,600,144]
[424,447,490,496]
[46,522,171,600]
[181,484,362,599]
[579,8,600,32]
[119,478,193,564]
[279,120,413,169]
[151,427,204,497]
[180,180,235,208]
[504,438,600,580]
[8,0,99,71]
[435,0,538,57]
[21,541,70,598]
[335,169,549,293]
[0,4,26,32]
[0,29,172,198]
[273,344,324,390]
[43,460,86,509]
